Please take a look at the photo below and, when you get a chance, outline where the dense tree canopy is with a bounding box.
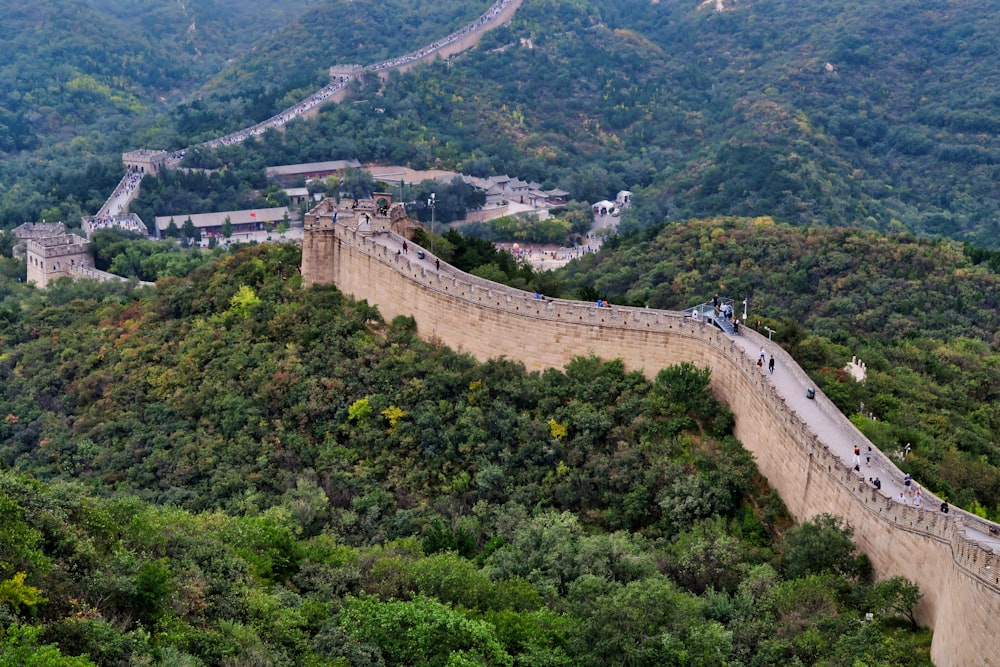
[0,244,932,664]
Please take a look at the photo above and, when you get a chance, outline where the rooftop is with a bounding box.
[154,207,294,230]
[266,160,362,178]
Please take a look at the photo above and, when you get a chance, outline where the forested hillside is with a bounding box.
[559,217,1000,516]
[6,0,1000,662]
[0,0,316,225]
[0,0,487,227]
[0,0,317,151]
[0,245,932,665]
[8,0,1000,248]
[174,0,1000,247]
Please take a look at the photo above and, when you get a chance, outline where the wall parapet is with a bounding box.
[309,220,1000,664]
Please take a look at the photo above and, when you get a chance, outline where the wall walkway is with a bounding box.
[302,218,1000,667]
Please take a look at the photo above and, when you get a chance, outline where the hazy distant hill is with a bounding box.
[0,0,317,149]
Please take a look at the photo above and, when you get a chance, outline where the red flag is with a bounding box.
[250,212,256,217]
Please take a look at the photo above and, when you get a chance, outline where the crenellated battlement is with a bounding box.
[302,214,1000,665]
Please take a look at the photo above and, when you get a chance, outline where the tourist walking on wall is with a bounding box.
[768,355,775,374]
[852,446,861,467]
[865,446,872,466]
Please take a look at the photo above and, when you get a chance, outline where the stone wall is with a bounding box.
[304,220,1000,666]
[25,235,91,288]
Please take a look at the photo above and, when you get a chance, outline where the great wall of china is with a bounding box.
[24,0,520,288]
[301,199,1000,667]
[101,0,523,221]
[28,0,1000,661]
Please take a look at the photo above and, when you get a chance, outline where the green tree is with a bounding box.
[865,576,923,628]
[340,594,513,666]
[0,625,95,666]
[182,217,196,245]
[781,514,868,581]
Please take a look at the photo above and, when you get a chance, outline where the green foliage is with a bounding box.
[865,576,923,629]
[340,594,513,666]
[88,229,213,281]
[348,397,373,424]
[228,284,261,320]
[0,573,45,612]
[0,625,96,666]
[781,514,868,581]
[0,245,934,665]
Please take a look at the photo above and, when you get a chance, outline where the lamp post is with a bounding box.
[742,298,748,321]
[428,193,436,254]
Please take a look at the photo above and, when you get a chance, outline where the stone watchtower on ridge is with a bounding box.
[302,193,412,287]
[122,149,170,176]
[11,222,67,259]
[24,233,91,288]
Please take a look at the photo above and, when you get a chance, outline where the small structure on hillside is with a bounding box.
[265,160,362,187]
[283,188,317,207]
[122,149,170,176]
[11,222,67,259]
[13,221,154,288]
[329,65,364,80]
[24,233,92,288]
[592,200,617,216]
[153,207,295,240]
[845,356,867,382]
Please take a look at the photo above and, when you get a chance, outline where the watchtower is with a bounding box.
[329,65,364,82]
[122,149,170,176]
[11,222,67,259]
[302,194,414,287]
[24,234,91,288]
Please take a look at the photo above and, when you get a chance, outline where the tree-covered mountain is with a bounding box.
[0,0,487,227]
[0,0,317,150]
[0,245,931,665]
[10,0,1000,248]
[170,0,1000,247]
[0,0,317,226]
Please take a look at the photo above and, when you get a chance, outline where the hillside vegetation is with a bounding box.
[560,217,1000,516]
[181,0,1000,247]
[0,0,487,228]
[9,0,1000,249]
[0,245,933,664]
